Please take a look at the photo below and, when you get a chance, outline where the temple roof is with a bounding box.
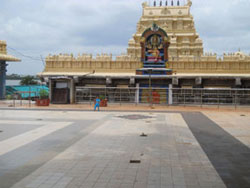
[0,40,21,62]
[0,54,21,62]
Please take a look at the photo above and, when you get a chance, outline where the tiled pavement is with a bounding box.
[0,110,249,188]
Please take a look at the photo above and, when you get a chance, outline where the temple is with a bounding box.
[0,40,20,99]
[38,0,250,104]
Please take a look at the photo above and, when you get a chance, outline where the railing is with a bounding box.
[12,91,37,107]
[75,87,250,108]
[75,87,169,105]
[3,89,40,107]
[2,87,250,108]
[0,92,37,108]
[172,88,250,107]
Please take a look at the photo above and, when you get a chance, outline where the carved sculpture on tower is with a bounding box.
[140,23,170,62]
[136,23,172,75]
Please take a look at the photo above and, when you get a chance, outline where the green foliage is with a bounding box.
[99,95,105,100]
[20,76,38,85]
[39,89,49,99]
[6,74,22,80]
[6,95,12,100]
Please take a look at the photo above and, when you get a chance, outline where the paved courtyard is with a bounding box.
[0,109,250,188]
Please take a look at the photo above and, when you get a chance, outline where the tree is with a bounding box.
[20,76,38,85]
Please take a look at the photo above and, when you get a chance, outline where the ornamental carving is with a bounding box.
[161,8,171,15]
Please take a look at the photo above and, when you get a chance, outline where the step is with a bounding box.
[143,65,166,68]
[144,61,165,63]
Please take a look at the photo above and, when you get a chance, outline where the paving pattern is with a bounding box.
[183,112,250,188]
[0,109,249,188]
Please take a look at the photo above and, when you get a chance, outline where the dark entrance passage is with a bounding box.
[51,80,70,104]
[52,88,69,104]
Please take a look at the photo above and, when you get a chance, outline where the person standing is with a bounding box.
[94,96,101,111]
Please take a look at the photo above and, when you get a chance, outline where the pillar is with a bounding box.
[130,77,135,85]
[106,77,112,85]
[172,77,179,86]
[195,77,202,86]
[49,79,52,101]
[235,78,242,86]
[168,84,173,105]
[0,61,7,99]
[135,83,140,104]
[70,78,75,104]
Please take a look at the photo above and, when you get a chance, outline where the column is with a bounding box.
[0,61,7,99]
[70,78,75,104]
[135,83,140,104]
[168,84,173,105]
[49,78,52,102]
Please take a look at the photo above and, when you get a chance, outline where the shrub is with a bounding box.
[39,89,49,99]
[6,95,12,100]
[99,95,105,100]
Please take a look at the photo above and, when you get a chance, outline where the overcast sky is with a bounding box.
[1,0,250,75]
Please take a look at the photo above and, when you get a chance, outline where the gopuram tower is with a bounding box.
[128,0,203,60]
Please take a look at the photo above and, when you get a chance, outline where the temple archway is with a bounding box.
[140,23,170,62]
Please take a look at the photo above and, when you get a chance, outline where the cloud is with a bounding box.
[1,0,250,74]
[192,0,250,53]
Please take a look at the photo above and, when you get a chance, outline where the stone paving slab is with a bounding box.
[4,112,226,188]
[1,110,250,188]
[0,111,110,188]
[1,102,250,113]
[203,111,250,147]
[183,112,250,188]
[0,121,72,156]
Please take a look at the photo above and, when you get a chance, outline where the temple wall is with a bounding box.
[169,60,250,74]
[45,54,142,73]
[45,54,250,74]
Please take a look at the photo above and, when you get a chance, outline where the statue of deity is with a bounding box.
[148,46,160,61]
[146,34,163,62]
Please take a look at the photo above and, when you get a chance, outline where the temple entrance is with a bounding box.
[51,81,70,104]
